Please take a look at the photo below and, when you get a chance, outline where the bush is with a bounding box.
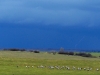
[75,52,92,57]
[75,52,86,56]
[82,53,92,57]
[58,51,69,55]
[9,48,20,51]
[58,51,74,55]
[34,50,40,53]
[68,52,74,55]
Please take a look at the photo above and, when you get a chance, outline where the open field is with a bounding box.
[90,52,100,57]
[0,51,100,75]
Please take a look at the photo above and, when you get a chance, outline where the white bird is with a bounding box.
[96,68,99,71]
[50,66,54,69]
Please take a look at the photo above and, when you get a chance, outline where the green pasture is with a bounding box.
[90,52,100,57]
[0,51,100,75]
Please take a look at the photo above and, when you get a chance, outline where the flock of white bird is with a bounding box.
[21,65,100,71]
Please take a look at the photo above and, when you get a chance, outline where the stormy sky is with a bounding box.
[0,0,100,50]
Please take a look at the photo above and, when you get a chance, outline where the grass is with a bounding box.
[0,51,100,75]
[90,52,100,57]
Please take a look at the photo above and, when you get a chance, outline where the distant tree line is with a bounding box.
[58,47,94,57]
[58,51,74,55]
[29,50,40,53]
[3,48,26,51]
[75,52,92,57]
[58,50,93,57]
[3,48,40,53]
[2,48,96,58]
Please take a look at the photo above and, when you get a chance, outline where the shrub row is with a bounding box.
[29,50,40,53]
[58,51,74,55]
[3,48,26,51]
[58,51,92,57]
[75,52,92,57]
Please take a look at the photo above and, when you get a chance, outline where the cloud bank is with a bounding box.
[0,0,100,26]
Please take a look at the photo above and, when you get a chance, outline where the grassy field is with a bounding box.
[0,51,100,75]
[90,52,100,57]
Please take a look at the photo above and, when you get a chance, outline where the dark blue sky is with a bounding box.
[0,0,100,50]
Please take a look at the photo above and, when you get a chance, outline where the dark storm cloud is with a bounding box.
[0,0,100,26]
